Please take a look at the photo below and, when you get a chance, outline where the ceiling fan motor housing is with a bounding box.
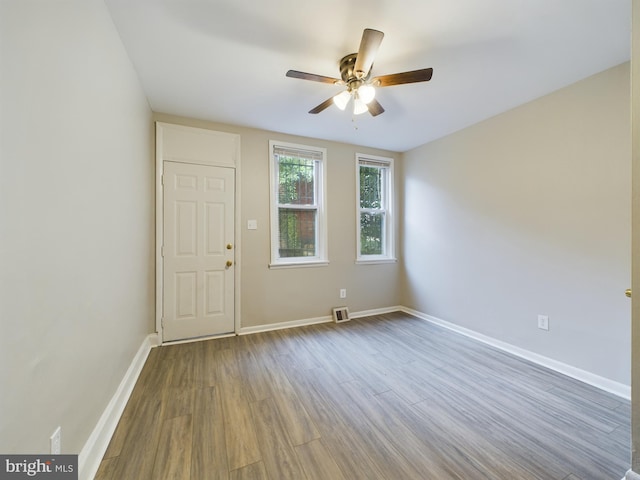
[339,53,371,88]
[285,28,432,116]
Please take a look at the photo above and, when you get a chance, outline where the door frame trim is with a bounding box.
[155,122,242,343]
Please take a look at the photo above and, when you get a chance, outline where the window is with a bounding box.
[357,153,395,263]
[269,141,327,267]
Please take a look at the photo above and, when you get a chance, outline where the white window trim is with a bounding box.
[356,153,396,264]
[269,140,328,268]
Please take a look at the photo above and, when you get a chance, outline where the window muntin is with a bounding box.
[270,141,327,267]
[357,154,394,262]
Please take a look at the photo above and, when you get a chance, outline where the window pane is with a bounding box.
[360,212,383,255]
[360,166,382,209]
[279,208,317,257]
[278,156,315,205]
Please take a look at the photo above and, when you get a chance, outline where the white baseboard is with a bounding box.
[402,307,631,400]
[238,306,405,335]
[238,315,333,335]
[350,305,404,319]
[79,333,159,480]
[162,332,236,346]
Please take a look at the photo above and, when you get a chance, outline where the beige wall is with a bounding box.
[631,0,640,472]
[402,63,631,385]
[0,0,154,455]
[154,113,404,328]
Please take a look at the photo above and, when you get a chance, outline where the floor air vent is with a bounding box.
[332,307,350,323]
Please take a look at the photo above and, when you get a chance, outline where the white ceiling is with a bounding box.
[104,0,630,152]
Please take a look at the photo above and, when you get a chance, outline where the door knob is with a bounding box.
[226,260,233,267]
[227,244,233,250]
[626,289,632,298]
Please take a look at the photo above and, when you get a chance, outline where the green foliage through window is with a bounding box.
[360,166,382,209]
[270,142,325,264]
[360,212,383,255]
[358,156,392,259]
[278,209,316,257]
[278,156,315,205]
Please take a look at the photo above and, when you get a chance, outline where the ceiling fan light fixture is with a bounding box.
[358,84,375,104]
[333,90,351,110]
[286,28,432,117]
[353,95,369,115]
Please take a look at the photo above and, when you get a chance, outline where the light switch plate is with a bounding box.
[247,219,258,230]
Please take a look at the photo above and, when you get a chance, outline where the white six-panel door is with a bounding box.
[162,161,235,341]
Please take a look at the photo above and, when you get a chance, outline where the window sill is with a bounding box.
[269,261,329,270]
[355,258,398,265]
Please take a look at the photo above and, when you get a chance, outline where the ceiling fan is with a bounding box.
[286,28,433,117]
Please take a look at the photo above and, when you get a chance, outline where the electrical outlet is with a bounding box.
[50,426,61,454]
[537,315,549,331]
[339,288,347,299]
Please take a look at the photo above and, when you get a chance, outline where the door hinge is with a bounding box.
[161,174,165,186]
[161,245,165,257]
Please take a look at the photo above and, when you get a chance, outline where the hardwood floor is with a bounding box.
[95,312,630,480]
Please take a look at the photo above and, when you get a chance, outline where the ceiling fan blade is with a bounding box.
[372,68,433,87]
[354,28,384,78]
[367,99,385,116]
[308,96,335,114]
[286,70,342,85]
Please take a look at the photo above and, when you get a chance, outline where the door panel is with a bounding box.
[176,201,197,255]
[176,272,197,318]
[163,161,235,341]
[205,271,224,314]
[205,203,225,254]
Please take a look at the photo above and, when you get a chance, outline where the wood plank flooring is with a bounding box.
[95,312,630,480]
